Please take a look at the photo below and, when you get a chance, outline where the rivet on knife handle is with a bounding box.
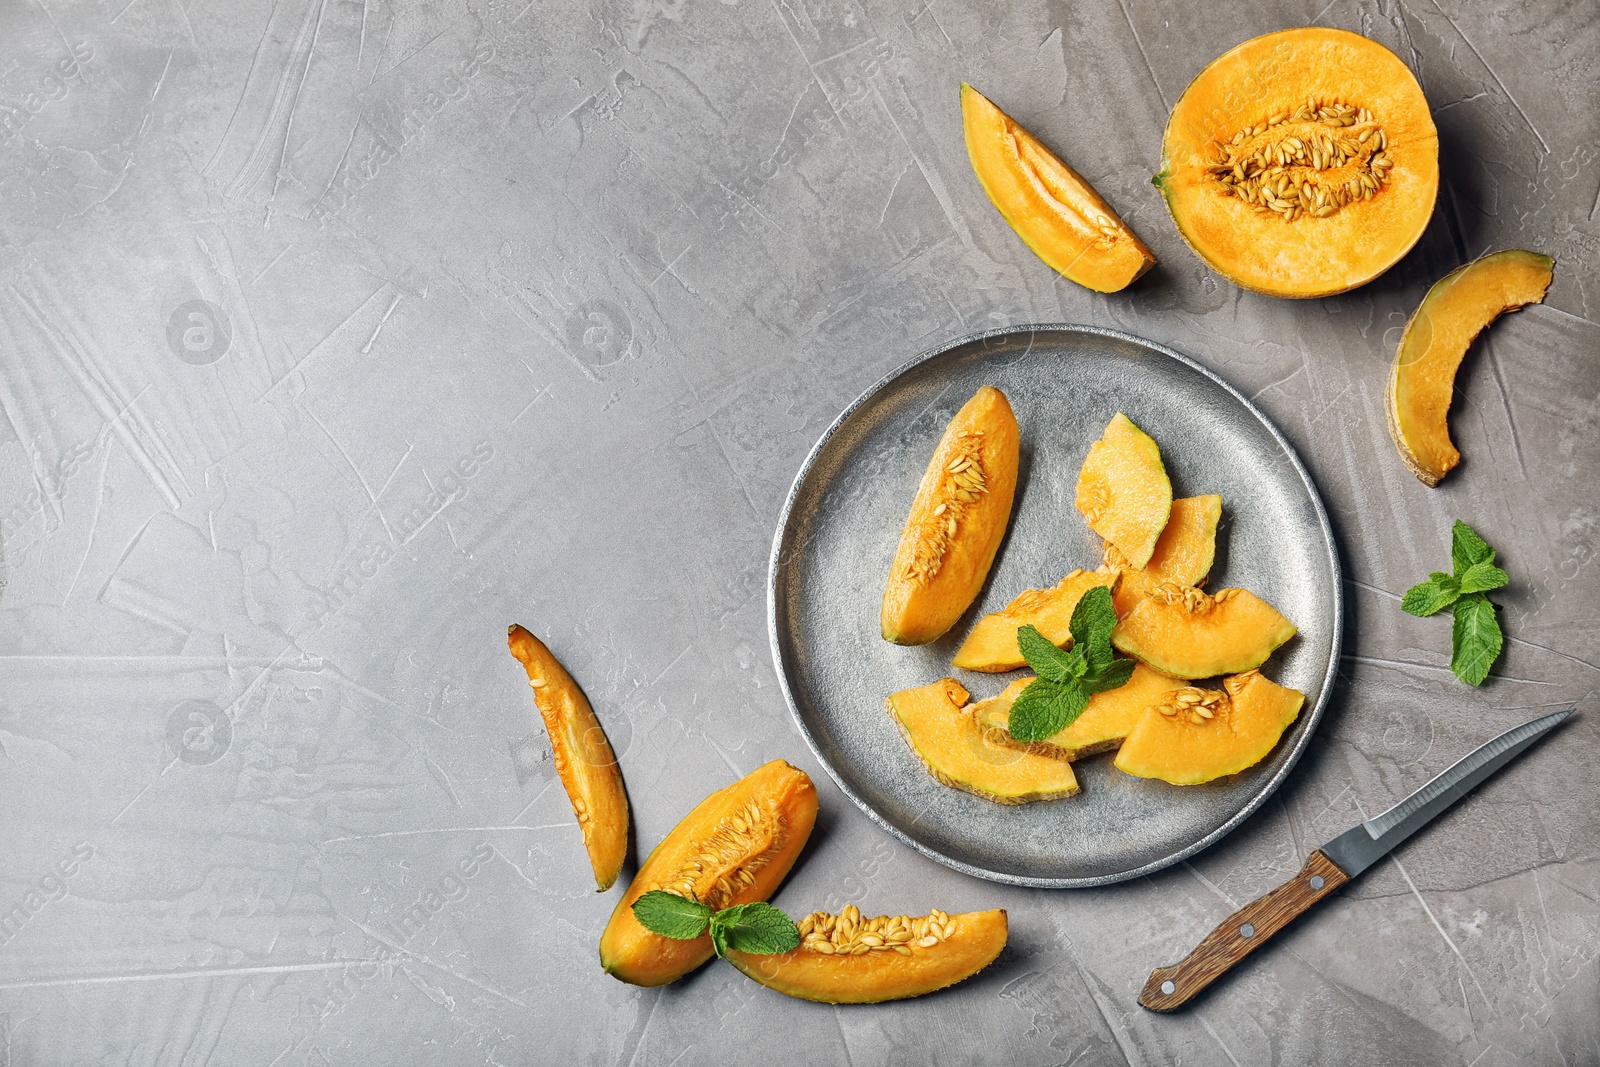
[1139,849,1350,1012]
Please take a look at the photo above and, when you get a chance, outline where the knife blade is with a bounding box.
[1138,707,1574,1012]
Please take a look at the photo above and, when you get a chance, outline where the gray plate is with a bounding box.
[767,324,1342,887]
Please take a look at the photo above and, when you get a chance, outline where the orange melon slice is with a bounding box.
[1115,671,1304,784]
[1076,413,1172,570]
[1113,585,1295,678]
[970,663,1189,760]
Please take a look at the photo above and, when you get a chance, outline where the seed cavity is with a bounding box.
[904,434,989,586]
[655,799,785,910]
[1151,581,1220,615]
[1152,685,1228,725]
[796,907,956,956]
[1009,130,1124,250]
[1206,97,1392,222]
[1077,475,1111,525]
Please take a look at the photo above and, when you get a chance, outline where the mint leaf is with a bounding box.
[1082,655,1136,695]
[1016,624,1075,683]
[632,891,713,940]
[1068,585,1119,671]
[1008,677,1089,742]
[1401,574,1459,617]
[707,902,800,957]
[1450,594,1502,686]
[1403,520,1510,687]
[1458,561,1509,595]
[1451,520,1494,574]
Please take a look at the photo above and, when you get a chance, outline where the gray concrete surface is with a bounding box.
[0,0,1596,1064]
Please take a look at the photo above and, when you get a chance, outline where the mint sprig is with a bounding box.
[1401,520,1508,686]
[1008,585,1134,742]
[631,892,800,957]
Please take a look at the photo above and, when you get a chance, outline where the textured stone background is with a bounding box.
[0,0,1596,1064]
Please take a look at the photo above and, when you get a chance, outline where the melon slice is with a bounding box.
[885,679,1079,804]
[1105,494,1223,616]
[1386,249,1554,486]
[971,663,1188,760]
[951,569,1118,672]
[726,906,1007,1003]
[1076,413,1172,570]
[508,625,630,891]
[599,760,817,986]
[882,386,1022,645]
[962,84,1155,292]
[1113,584,1296,678]
[1114,671,1305,785]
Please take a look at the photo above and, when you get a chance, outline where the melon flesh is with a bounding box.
[882,386,1021,645]
[1075,413,1172,570]
[726,907,1008,1004]
[885,679,1079,804]
[952,569,1118,672]
[1106,494,1222,617]
[1386,249,1554,486]
[508,625,629,892]
[1113,586,1295,679]
[599,760,817,986]
[962,84,1154,292]
[1115,671,1304,785]
[971,663,1188,761]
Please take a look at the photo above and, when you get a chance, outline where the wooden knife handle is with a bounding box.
[1139,849,1350,1012]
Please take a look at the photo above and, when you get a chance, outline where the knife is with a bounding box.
[1139,707,1574,1012]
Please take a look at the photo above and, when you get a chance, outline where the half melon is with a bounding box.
[1154,28,1438,297]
